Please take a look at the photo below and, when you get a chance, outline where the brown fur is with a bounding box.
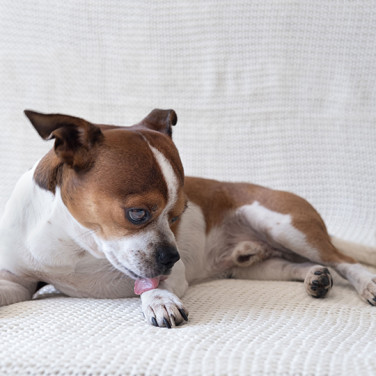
[31,111,185,240]
[31,109,355,271]
[184,177,356,265]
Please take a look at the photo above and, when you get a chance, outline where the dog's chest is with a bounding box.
[33,252,135,299]
[26,211,135,299]
[2,170,135,299]
[26,225,133,298]
[176,201,213,283]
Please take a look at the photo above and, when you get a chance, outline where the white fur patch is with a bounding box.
[176,201,207,283]
[147,144,179,213]
[236,201,318,260]
[335,263,375,294]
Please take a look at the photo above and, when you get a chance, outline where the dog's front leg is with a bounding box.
[0,270,37,307]
[140,259,189,328]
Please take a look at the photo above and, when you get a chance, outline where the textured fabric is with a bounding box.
[1,277,376,376]
[1,1,376,375]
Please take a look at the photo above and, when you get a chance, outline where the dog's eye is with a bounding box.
[126,208,150,225]
[170,216,179,224]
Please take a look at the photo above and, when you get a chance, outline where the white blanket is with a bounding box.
[0,1,376,375]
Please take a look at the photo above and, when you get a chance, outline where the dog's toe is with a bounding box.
[305,266,333,299]
[141,289,188,328]
[361,278,376,306]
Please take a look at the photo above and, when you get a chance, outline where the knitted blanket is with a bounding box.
[1,1,375,375]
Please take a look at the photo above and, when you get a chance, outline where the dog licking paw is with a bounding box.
[304,266,333,299]
[141,289,189,328]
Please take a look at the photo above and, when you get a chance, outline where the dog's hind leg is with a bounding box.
[0,270,37,307]
[235,195,376,304]
[232,258,333,298]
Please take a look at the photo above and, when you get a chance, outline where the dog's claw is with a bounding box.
[151,317,158,327]
[179,308,188,321]
[163,318,172,329]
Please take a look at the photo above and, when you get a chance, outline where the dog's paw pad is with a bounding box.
[305,266,333,299]
[141,289,188,328]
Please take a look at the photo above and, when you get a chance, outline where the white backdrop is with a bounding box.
[0,1,375,246]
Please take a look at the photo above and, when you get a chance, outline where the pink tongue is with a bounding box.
[134,277,160,295]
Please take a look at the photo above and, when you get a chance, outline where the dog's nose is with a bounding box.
[156,244,180,269]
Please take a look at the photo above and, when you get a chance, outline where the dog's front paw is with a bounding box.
[304,266,333,298]
[141,289,188,328]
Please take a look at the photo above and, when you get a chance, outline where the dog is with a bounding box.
[0,109,375,328]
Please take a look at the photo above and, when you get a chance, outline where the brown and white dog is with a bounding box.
[1,109,375,328]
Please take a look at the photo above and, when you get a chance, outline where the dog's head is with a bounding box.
[25,109,187,280]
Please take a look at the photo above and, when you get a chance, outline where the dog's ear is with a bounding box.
[24,110,103,169]
[137,109,177,137]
